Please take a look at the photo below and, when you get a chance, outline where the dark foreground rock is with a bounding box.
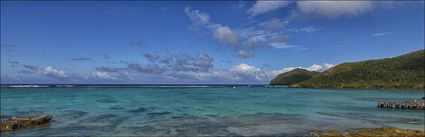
[316,127,425,137]
[1,115,53,132]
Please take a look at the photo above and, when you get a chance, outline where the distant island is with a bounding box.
[271,49,425,89]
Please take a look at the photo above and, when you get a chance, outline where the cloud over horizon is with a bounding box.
[7,53,335,84]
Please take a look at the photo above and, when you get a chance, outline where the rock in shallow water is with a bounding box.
[0,115,53,132]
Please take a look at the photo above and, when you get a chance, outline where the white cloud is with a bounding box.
[42,66,66,78]
[259,18,285,30]
[246,1,414,21]
[184,7,241,47]
[212,26,240,46]
[288,26,323,33]
[184,7,211,29]
[240,28,293,49]
[92,71,116,80]
[305,63,335,71]
[372,32,390,37]
[306,64,324,72]
[268,63,335,77]
[248,1,294,17]
[238,50,254,58]
[296,1,374,18]
[232,63,262,73]
[185,7,297,59]
[269,42,294,49]
[269,34,289,42]
[323,63,336,69]
[231,63,265,81]
[225,63,335,82]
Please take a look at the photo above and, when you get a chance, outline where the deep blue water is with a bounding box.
[1,87,424,136]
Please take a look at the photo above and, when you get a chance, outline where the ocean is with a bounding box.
[1,85,424,136]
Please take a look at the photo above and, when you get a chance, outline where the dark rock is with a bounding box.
[0,115,53,131]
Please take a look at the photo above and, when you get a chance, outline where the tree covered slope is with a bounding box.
[270,68,320,86]
[295,49,425,89]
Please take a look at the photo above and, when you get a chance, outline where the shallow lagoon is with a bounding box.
[1,87,424,136]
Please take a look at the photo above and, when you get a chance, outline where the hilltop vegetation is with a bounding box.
[295,49,425,89]
[270,68,320,86]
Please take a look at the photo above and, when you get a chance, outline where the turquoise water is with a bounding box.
[1,87,424,136]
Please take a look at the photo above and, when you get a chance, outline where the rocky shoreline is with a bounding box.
[316,127,425,137]
[1,115,424,137]
[0,115,53,132]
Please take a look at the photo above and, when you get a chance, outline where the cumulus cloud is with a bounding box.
[224,63,335,82]
[269,63,335,77]
[212,26,240,46]
[13,58,335,84]
[94,53,215,81]
[296,1,374,18]
[88,54,273,83]
[185,7,242,53]
[259,18,285,31]
[184,6,211,30]
[238,50,254,58]
[185,7,299,58]
[230,63,266,81]
[20,64,71,80]
[231,63,261,73]
[246,1,397,20]
[248,1,294,18]
[372,32,390,37]
[42,66,66,78]
[92,71,116,80]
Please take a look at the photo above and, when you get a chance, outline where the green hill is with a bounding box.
[295,49,425,89]
[270,68,320,86]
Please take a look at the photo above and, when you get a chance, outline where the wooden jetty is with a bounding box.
[378,100,425,110]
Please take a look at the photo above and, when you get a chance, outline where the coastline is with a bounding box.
[316,127,425,137]
[1,86,423,136]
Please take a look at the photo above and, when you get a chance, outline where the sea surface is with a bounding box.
[1,86,424,136]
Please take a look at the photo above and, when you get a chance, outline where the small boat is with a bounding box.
[233,86,236,89]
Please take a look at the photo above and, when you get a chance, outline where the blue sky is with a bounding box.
[1,1,424,84]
